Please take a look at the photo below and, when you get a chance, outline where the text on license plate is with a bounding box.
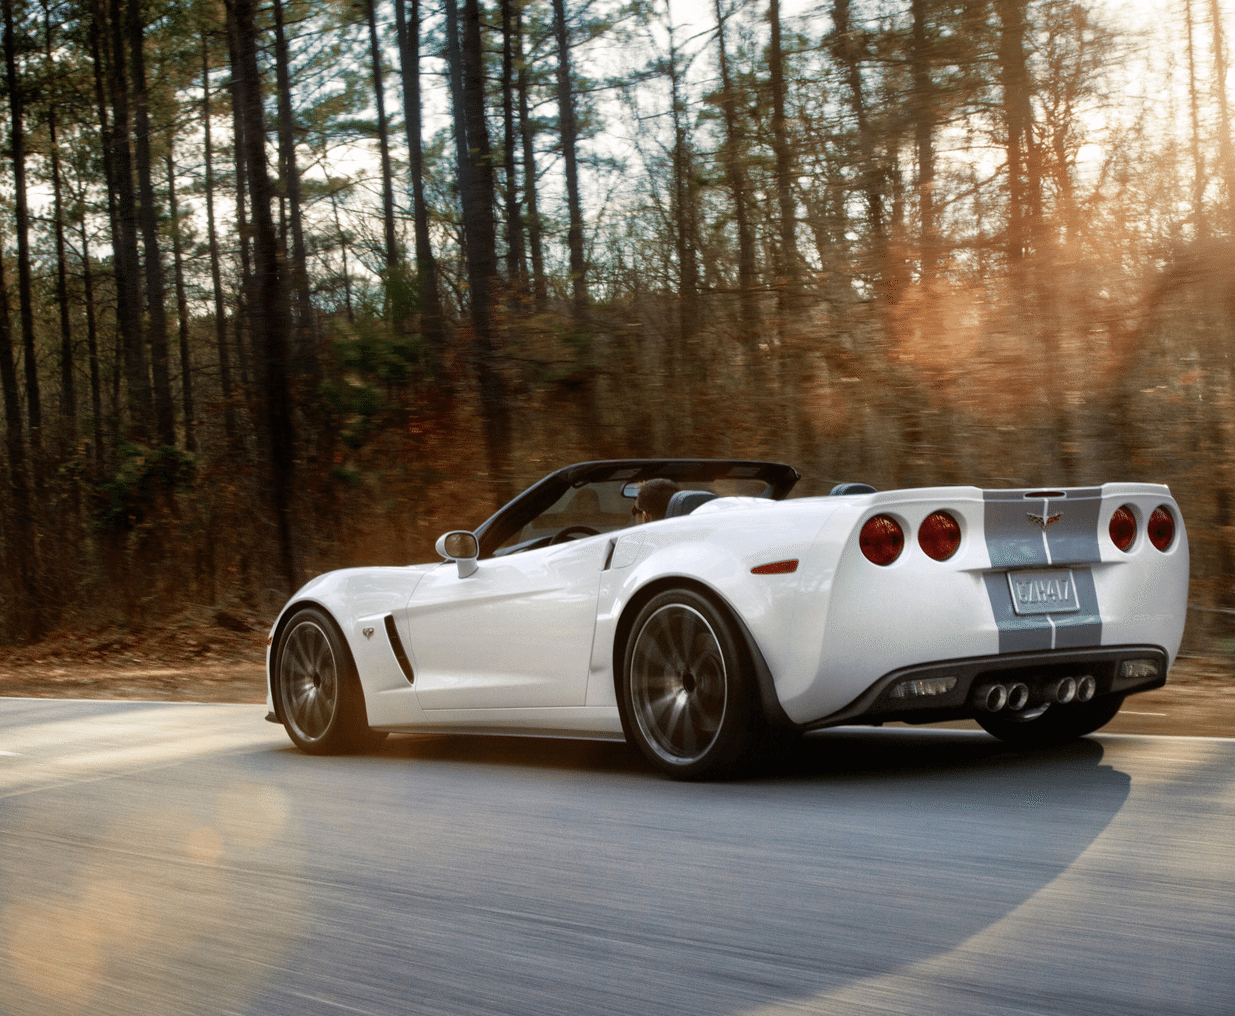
[1007,569,1080,615]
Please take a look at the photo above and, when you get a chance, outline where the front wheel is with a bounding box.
[621,590,760,780]
[976,694,1126,746]
[275,607,385,754]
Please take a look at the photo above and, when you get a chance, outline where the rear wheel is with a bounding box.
[976,694,1125,746]
[621,590,759,779]
[275,607,385,754]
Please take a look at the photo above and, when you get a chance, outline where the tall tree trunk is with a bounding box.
[997,0,1038,263]
[79,222,105,469]
[43,5,76,440]
[366,0,400,271]
[0,252,37,639]
[49,98,76,436]
[3,0,43,452]
[127,0,175,446]
[225,17,254,393]
[500,0,525,296]
[396,0,446,359]
[167,149,195,453]
[1210,0,1235,235]
[517,2,548,311]
[768,0,799,312]
[832,0,891,302]
[910,0,937,282]
[272,0,314,352]
[448,0,511,497]
[1185,0,1207,241]
[105,0,153,440]
[553,0,587,321]
[715,0,757,345]
[225,0,297,591]
[202,36,237,446]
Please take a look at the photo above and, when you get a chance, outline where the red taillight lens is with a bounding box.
[860,514,904,566]
[918,511,961,561]
[1109,505,1136,552]
[1148,507,1175,551]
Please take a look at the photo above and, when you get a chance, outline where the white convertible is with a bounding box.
[266,459,1189,778]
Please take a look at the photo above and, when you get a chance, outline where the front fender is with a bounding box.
[266,566,433,716]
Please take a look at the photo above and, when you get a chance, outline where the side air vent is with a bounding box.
[384,615,415,685]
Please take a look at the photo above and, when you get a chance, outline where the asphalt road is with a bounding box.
[1,699,1232,1016]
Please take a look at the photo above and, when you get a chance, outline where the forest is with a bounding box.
[0,0,1232,651]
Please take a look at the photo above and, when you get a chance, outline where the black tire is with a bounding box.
[275,607,385,754]
[621,589,760,779]
[976,694,1126,746]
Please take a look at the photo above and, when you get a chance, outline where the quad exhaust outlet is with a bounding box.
[976,675,1098,713]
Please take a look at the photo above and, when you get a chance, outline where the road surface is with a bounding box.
[1,699,1232,1015]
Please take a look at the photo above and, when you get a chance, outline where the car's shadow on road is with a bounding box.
[355,723,1115,788]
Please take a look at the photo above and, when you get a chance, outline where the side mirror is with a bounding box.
[435,531,479,578]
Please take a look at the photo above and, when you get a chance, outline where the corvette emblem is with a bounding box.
[362,627,375,639]
[1027,511,1063,530]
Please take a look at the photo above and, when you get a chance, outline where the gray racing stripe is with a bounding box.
[983,489,1104,653]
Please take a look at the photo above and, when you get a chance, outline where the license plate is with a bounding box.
[1007,569,1080,615]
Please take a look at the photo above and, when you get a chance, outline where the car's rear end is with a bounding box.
[778,484,1188,739]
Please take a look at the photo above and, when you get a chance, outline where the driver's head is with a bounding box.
[634,478,679,523]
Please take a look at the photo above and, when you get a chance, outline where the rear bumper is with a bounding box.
[804,644,1168,731]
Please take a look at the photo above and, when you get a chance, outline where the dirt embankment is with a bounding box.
[1,610,1232,737]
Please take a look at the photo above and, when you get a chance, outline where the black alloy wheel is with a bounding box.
[276,607,384,754]
[622,589,759,779]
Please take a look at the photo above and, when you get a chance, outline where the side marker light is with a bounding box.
[751,560,799,575]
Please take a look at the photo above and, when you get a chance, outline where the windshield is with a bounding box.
[493,475,776,554]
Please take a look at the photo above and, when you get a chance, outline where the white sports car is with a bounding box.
[266,459,1189,778]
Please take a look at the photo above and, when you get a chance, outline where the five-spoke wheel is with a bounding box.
[275,607,383,754]
[622,589,758,779]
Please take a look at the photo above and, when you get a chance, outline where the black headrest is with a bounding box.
[664,490,720,518]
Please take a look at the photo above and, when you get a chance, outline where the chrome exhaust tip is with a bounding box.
[1054,677,1077,704]
[1007,682,1030,711]
[977,684,1009,712]
[1076,675,1097,702]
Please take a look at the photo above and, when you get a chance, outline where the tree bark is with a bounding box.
[0,252,37,639]
[715,0,757,345]
[997,0,1038,263]
[1209,0,1235,236]
[127,0,175,447]
[225,0,297,591]
[79,222,105,469]
[105,0,153,440]
[272,0,314,351]
[448,0,511,498]
[396,0,446,359]
[201,35,237,446]
[517,2,548,311]
[832,0,891,302]
[3,0,43,451]
[769,0,799,311]
[553,0,587,321]
[366,0,400,271]
[167,149,195,453]
[500,0,524,294]
[910,0,937,282]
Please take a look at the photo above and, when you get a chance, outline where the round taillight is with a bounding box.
[1148,507,1175,551]
[918,511,961,561]
[1109,505,1136,552]
[860,514,904,566]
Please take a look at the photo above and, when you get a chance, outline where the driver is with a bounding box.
[633,478,679,523]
